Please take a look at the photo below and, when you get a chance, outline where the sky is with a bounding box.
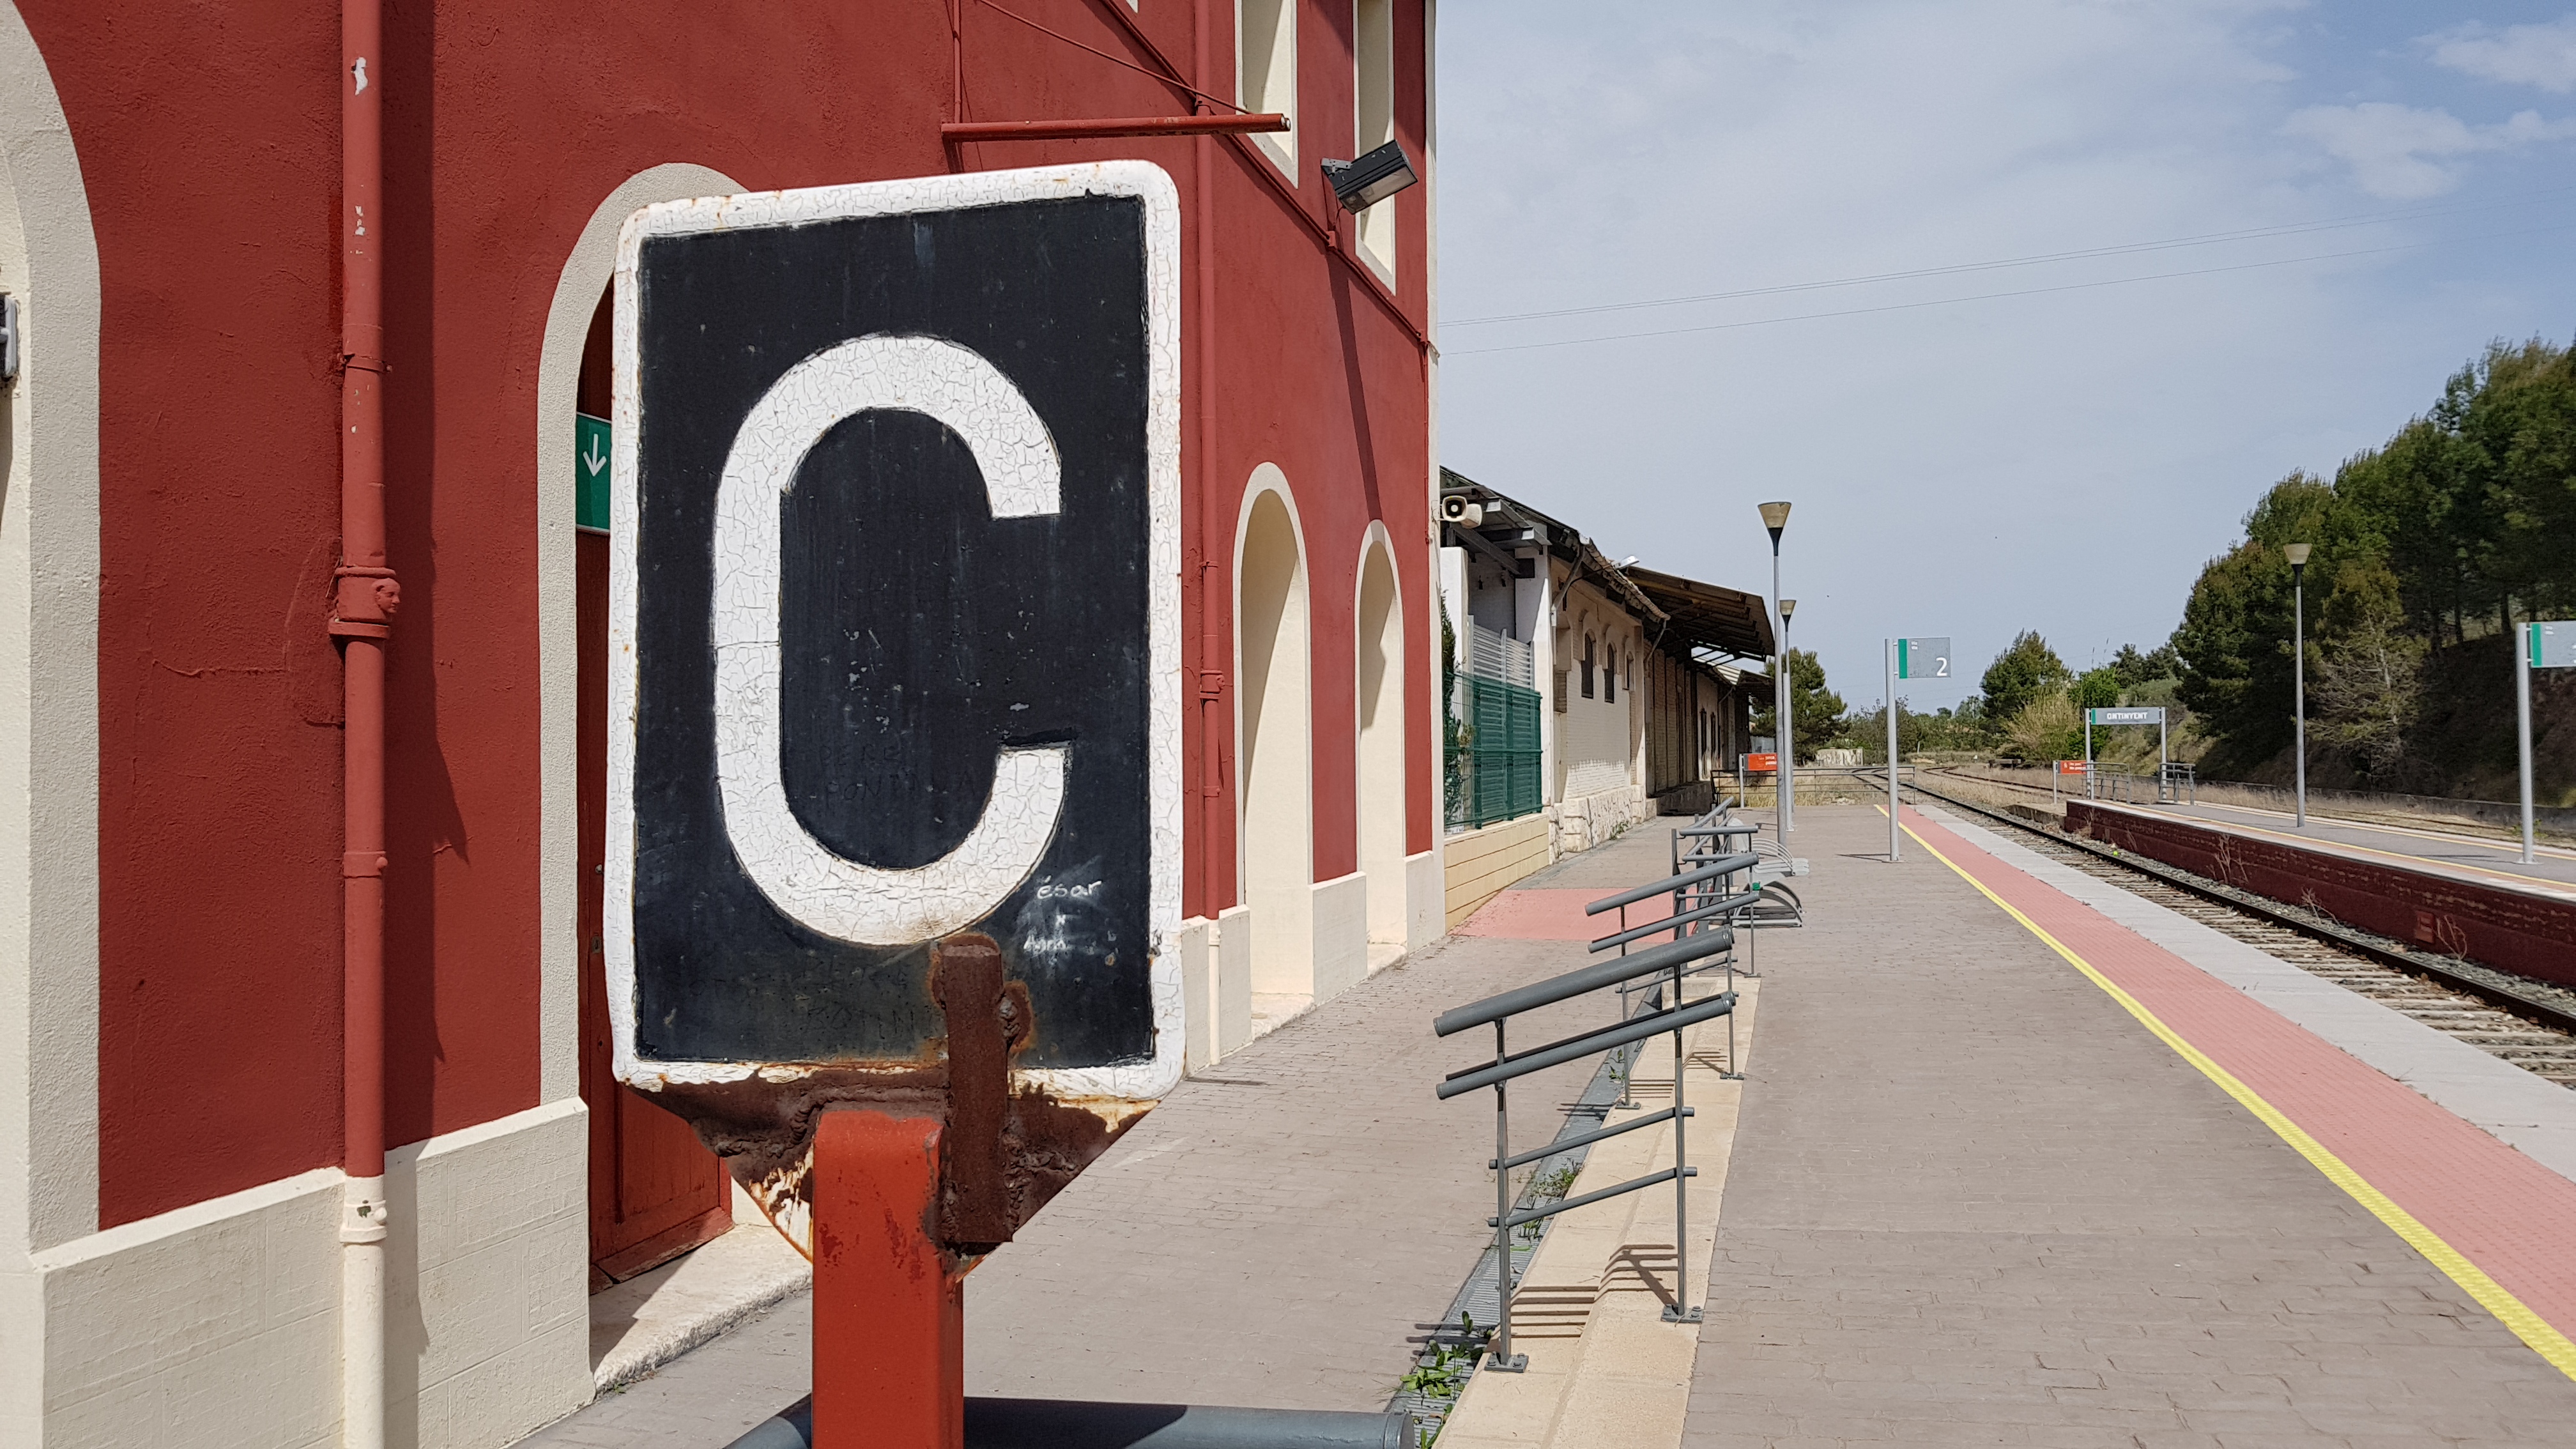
[1432,1,2576,716]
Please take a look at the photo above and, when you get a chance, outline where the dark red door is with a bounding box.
[575,295,730,1287]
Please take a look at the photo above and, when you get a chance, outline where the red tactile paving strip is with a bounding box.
[1905,802,2576,1364]
[1455,888,1673,941]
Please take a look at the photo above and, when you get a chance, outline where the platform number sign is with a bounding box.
[1896,638,1951,680]
[605,165,1184,1133]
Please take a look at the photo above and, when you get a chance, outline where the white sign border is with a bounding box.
[607,162,1186,1104]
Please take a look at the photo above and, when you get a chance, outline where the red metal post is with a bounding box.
[811,1110,964,1449]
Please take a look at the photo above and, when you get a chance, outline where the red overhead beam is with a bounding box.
[942,113,1286,142]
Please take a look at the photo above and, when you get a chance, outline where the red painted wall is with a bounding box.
[23,0,1430,1225]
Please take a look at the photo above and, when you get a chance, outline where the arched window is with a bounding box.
[1604,646,1616,703]
[1581,634,1596,699]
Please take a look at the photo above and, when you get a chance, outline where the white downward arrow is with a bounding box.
[583,437,608,475]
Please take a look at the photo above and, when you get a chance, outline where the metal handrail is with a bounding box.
[1434,824,1759,1372]
[1436,991,1738,1099]
[1582,854,1758,915]
[1496,1105,1692,1170]
[1591,904,1746,953]
[1493,1165,1698,1230]
[1433,928,1738,1037]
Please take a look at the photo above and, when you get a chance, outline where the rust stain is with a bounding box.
[650,932,1151,1259]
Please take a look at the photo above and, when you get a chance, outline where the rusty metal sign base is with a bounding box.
[671,935,1149,1260]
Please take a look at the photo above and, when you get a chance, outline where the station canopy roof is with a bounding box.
[1623,565,1776,664]
[1439,468,1779,696]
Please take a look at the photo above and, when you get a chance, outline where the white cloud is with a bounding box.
[1434,2,2576,701]
[2427,17,2576,93]
[2281,102,2576,198]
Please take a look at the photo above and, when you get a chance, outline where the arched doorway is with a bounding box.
[1355,531,1406,956]
[1236,471,1312,1004]
[540,165,744,1285]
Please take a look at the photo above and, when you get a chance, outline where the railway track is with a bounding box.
[1904,772,2576,1090]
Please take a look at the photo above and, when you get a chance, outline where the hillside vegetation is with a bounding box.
[2169,338,2575,801]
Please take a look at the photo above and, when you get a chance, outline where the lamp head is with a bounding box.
[1780,597,1797,622]
[1758,500,1791,545]
[1321,140,1421,213]
[2283,542,2312,569]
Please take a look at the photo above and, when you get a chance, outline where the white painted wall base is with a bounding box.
[1216,904,1254,1056]
[1404,850,1441,955]
[1176,917,1216,1073]
[1310,872,1368,1002]
[10,1099,590,1449]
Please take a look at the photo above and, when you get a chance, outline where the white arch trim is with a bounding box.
[535,161,743,1104]
[0,3,103,1254]
[1230,463,1313,891]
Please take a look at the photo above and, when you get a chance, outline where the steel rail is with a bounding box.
[1906,774,2576,1038]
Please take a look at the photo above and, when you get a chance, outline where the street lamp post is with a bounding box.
[1780,598,1799,834]
[1760,502,1793,838]
[2287,543,2311,829]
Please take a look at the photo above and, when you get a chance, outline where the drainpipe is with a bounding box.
[1194,0,1227,915]
[330,2,394,1447]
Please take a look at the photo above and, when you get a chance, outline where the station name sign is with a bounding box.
[2088,707,2165,725]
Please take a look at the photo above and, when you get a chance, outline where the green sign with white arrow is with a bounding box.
[576,411,611,532]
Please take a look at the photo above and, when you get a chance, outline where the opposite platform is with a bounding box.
[2147,798,2576,898]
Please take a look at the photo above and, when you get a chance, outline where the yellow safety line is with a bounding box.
[1896,812,2576,1380]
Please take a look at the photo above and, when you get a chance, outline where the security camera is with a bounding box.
[1440,494,1484,529]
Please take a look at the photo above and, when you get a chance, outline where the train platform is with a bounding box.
[2148,798,2576,899]
[516,801,2576,1449]
[1684,801,2576,1448]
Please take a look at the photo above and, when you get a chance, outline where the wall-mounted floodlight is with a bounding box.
[1,294,17,384]
[1616,555,1639,569]
[1321,140,1420,213]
